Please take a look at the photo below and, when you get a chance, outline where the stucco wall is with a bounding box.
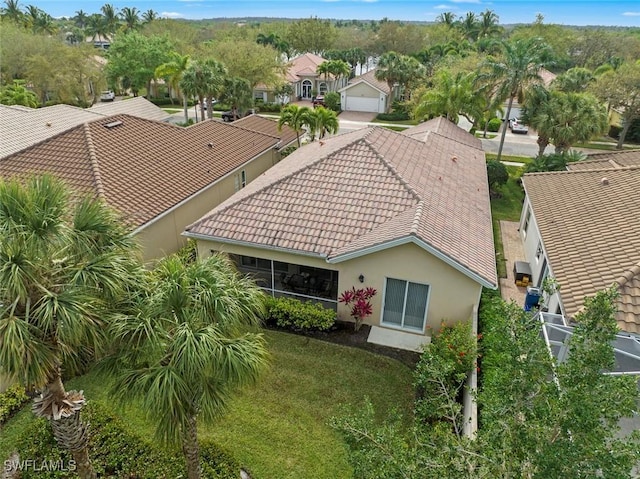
[344,81,381,99]
[137,150,279,263]
[196,240,482,336]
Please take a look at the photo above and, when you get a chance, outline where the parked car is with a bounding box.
[100,90,115,102]
[221,109,256,122]
[312,95,325,108]
[509,118,529,134]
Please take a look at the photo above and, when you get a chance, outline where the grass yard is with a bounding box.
[371,118,419,126]
[490,165,526,278]
[485,153,532,164]
[0,330,414,479]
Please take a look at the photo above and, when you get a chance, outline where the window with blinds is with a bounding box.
[382,278,429,332]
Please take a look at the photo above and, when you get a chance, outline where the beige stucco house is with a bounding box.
[0,113,297,262]
[185,117,497,351]
[339,69,390,114]
[254,52,348,104]
[519,150,640,333]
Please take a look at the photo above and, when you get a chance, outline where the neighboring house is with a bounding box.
[0,98,170,158]
[0,114,297,262]
[184,117,497,351]
[339,69,390,114]
[254,52,348,103]
[519,151,640,332]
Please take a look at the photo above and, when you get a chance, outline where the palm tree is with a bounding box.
[278,104,311,147]
[0,175,141,479]
[142,9,157,24]
[220,76,253,121]
[309,106,339,140]
[480,37,553,161]
[85,13,107,43]
[202,59,227,119]
[375,52,426,112]
[72,9,88,28]
[1,0,23,23]
[327,59,351,91]
[436,11,456,27]
[100,3,119,39]
[477,9,501,39]
[180,60,226,122]
[521,84,552,157]
[104,254,268,479]
[552,67,595,93]
[120,6,140,33]
[156,52,191,122]
[414,70,484,125]
[459,12,478,41]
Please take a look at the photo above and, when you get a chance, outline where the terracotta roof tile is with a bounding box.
[566,149,640,171]
[1,114,280,227]
[1,99,170,158]
[285,53,327,83]
[523,167,640,331]
[233,115,298,148]
[187,120,497,287]
[344,69,390,94]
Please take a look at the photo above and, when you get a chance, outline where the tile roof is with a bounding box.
[233,115,299,148]
[566,149,640,171]
[0,114,281,228]
[187,120,497,287]
[285,53,327,83]
[87,96,170,122]
[1,98,170,158]
[522,167,640,332]
[343,69,390,94]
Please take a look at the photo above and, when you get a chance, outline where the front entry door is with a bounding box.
[302,80,312,99]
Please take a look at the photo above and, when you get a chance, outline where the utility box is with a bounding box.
[513,261,532,287]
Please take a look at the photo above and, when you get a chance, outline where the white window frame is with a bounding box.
[234,170,247,191]
[535,241,543,263]
[380,277,430,333]
[522,207,531,237]
[318,82,328,94]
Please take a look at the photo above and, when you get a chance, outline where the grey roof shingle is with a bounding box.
[187,119,497,287]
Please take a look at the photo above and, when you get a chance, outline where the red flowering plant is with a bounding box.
[339,286,377,331]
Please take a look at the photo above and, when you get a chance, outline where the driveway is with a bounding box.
[338,111,377,122]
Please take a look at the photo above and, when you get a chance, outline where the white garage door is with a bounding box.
[345,96,380,113]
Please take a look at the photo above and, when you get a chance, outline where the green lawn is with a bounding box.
[485,153,533,164]
[490,165,526,278]
[371,118,419,126]
[0,330,414,479]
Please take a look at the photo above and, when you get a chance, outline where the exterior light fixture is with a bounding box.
[358,274,365,283]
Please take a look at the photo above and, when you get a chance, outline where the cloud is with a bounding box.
[161,11,186,18]
[623,11,640,16]
[450,0,481,3]
[360,0,378,3]
[434,4,450,9]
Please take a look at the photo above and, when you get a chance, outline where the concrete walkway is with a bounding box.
[498,220,528,306]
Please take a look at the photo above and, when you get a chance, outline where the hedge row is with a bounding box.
[0,384,29,424]
[264,296,336,331]
[10,401,240,478]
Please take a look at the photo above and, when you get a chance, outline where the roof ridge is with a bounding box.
[362,130,421,202]
[524,165,640,176]
[82,123,106,199]
[187,134,374,232]
[616,261,640,288]
[410,201,424,234]
[0,122,87,161]
[587,148,640,158]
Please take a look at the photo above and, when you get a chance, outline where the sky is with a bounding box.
[23,0,640,27]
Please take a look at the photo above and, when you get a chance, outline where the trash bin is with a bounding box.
[513,261,532,286]
[524,287,541,311]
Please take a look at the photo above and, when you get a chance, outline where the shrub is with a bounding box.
[256,102,282,113]
[323,92,341,112]
[376,111,410,121]
[265,296,336,331]
[486,159,509,193]
[279,145,298,158]
[487,117,502,132]
[9,401,240,478]
[0,384,29,424]
[413,321,477,425]
[338,287,377,331]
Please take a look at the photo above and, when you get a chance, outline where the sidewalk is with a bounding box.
[498,220,528,305]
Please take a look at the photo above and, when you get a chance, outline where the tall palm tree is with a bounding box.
[0,175,141,479]
[521,84,552,157]
[180,60,226,122]
[220,76,253,121]
[552,67,595,93]
[1,0,23,23]
[142,9,157,24]
[278,104,311,147]
[104,254,268,479]
[436,11,456,27]
[202,59,227,119]
[327,59,351,91]
[119,6,140,33]
[414,70,484,125]
[85,13,107,43]
[459,12,479,41]
[72,9,88,28]
[477,9,501,39]
[100,3,119,40]
[480,37,553,161]
[156,52,191,123]
[375,52,426,112]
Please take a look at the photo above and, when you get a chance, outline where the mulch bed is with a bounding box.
[267,321,421,369]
